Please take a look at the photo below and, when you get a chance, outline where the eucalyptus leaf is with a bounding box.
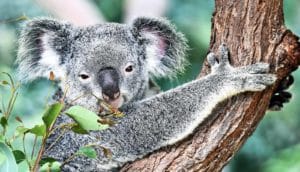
[0,117,7,129]
[0,143,18,172]
[39,157,57,166]
[29,124,46,136]
[71,125,89,134]
[0,153,6,165]
[40,161,61,172]
[42,103,64,130]
[12,150,25,164]
[65,106,108,131]
[77,146,97,159]
[15,116,23,123]
[1,81,9,85]
[15,126,29,138]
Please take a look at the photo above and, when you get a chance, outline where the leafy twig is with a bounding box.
[47,123,75,136]
[60,153,77,168]
[32,135,47,172]
[23,134,32,171]
[45,127,69,152]
[31,136,38,160]
[0,15,28,24]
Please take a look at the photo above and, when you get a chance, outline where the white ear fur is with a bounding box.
[132,17,188,79]
[17,33,66,82]
[39,34,66,80]
[16,18,71,82]
[143,32,171,77]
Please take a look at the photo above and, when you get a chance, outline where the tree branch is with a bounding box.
[121,0,300,171]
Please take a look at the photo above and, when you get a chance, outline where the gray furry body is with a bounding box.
[17,17,276,171]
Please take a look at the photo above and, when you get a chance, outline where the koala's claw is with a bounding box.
[269,91,292,111]
[207,44,231,71]
[207,52,218,66]
[218,43,230,65]
[268,75,294,111]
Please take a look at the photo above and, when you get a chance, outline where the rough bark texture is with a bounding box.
[121,0,300,171]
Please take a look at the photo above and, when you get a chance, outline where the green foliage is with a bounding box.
[77,146,97,159]
[42,103,64,131]
[65,105,109,131]
[262,144,300,172]
[0,74,113,171]
[29,124,46,137]
[0,143,18,172]
[12,150,26,164]
[93,0,124,22]
[40,161,61,172]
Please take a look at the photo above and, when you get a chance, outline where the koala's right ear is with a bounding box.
[132,17,188,78]
[17,18,73,82]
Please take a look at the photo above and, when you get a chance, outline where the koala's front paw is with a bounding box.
[240,70,276,91]
[207,44,277,92]
[236,62,276,92]
[207,44,232,73]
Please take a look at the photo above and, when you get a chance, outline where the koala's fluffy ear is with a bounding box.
[132,17,188,78]
[17,18,73,82]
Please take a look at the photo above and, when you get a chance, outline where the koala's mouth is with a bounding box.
[102,94,126,109]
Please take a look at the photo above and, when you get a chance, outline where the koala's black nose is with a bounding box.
[98,68,120,100]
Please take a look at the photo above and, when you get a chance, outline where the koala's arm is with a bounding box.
[45,45,276,171]
[101,45,276,159]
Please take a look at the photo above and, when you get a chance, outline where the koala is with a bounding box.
[16,17,276,171]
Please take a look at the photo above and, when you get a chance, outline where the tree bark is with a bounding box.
[121,0,300,171]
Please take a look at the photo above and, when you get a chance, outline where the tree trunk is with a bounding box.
[121,0,300,171]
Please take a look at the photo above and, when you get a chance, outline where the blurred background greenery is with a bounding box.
[0,0,299,171]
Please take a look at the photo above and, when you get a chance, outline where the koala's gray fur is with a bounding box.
[17,17,276,171]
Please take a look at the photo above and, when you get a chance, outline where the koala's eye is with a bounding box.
[79,74,90,80]
[125,65,133,73]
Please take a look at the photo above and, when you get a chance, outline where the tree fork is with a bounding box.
[121,0,300,171]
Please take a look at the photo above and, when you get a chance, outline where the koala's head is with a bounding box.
[17,17,187,110]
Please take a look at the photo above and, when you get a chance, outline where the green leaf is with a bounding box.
[1,81,9,85]
[42,103,64,130]
[40,162,51,172]
[65,106,108,131]
[12,150,25,164]
[0,117,7,129]
[15,116,23,123]
[71,125,89,134]
[15,126,29,138]
[39,157,57,166]
[0,153,6,165]
[77,146,97,159]
[40,161,61,172]
[29,124,46,136]
[0,143,18,172]
[51,161,61,171]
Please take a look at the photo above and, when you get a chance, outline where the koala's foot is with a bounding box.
[268,74,294,111]
[207,44,276,92]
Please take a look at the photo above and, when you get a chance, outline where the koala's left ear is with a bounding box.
[16,18,74,82]
[132,17,188,78]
